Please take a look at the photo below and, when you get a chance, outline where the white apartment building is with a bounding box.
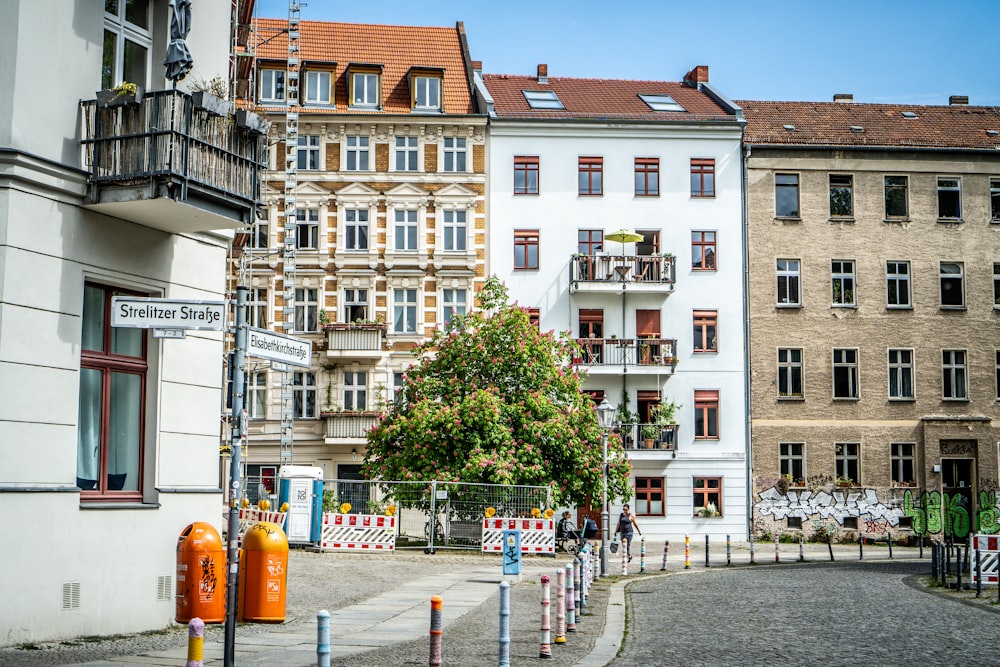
[0,0,264,644]
[481,65,749,540]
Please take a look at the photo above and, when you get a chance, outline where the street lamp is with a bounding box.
[596,397,615,577]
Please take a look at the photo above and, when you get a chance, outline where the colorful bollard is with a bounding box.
[726,534,731,566]
[539,574,552,659]
[565,563,576,632]
[775,533,780,563]
[498,581,511,667]
[639,536,646,573]
[554,569,566,644]
[429,596,443,667]
[684,533,691,569]
[661,540,670,571]
[185,617,204,667]
[316,610,330,667]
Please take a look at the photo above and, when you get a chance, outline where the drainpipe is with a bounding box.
[741,139,753,541]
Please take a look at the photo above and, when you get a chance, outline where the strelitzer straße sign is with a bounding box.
[111,297,226,330]
[247,327,312,368]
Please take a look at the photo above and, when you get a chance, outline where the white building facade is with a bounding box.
[0,0,263,644]
[482,65,749,541]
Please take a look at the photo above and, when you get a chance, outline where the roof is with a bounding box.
[252,19,476,115]
[738,100,1000,150]
[482,73,739,122]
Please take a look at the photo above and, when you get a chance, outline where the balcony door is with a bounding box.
[579,309,604,363]
[635,309,662,364]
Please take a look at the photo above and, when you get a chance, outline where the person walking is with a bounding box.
[615,504,641,561]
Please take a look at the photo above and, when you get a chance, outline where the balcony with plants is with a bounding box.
[573,336,677,376]
[569,253,676,293]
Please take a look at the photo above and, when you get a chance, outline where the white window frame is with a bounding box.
[777,347,803,399]
[292,371,316,419]
[939,262,965,308]
[304,70,332,105]
[295,208,319,250]
[294,287,319,333]
[891,443,916,486]
[443,209,467,252]
[343,371,368,412]
[345,135,370,171]
[249,287,268,329]
[993,263,1000,308]
[392,288,418,334]
[888,348,914,400]
[443,137,468,172]
[831,260,856,307]
[442,288,467,326]
[835,443,860,484]
[351,72,379,107]
[394,209,419,251]
[777,259,801,307]
[343,288,369,323]
[942,349,968,400]
[991,178,1000,222]
[394,136,420,172]
[297,135,320,171]
[937,176,963,221]
[103,1,152,89]
[344,208,369,251]
[832,348,859,400]
[779,442,805,482]
[247,371,267,419]
[260,68,286,103]
[414,76,441,110]
[886,261,911,309]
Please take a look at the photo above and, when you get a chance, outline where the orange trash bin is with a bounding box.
[176,521,226,624]
[238,521,288,622]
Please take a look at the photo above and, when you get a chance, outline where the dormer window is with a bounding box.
[303,66,334,105]
[348,64,382,108]
[260,68,285,103]
[639,94,685,112]
[523,90,564,110]
[410,67,444,112]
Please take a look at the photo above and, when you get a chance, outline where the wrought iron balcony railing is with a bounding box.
[574,338,677,369]
[569,254,676,288]
[618,423,679,451]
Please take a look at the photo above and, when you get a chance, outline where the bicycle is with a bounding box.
[424,517,444,554]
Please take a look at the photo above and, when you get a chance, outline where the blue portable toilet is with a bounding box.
[277,465,324,545]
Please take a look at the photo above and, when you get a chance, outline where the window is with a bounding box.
[345,136,370,171]
[248,288,268,329]
[394,136,419,172]
[295,209,319,250]
[343,371,367,411]
[259,68,285,103]
[693,310,718,352]
[392,371,406,405]
[776,259,801,306]
[939,262,965,308]
[693,477,722,515]
[343,288,368,323]
[578,157,603,196]
[777,348,803,398]
[888,349,914,400]
[690,159,715,198]
[442,289,467,326]
[292,372,316,418]
[393,288,417,334]
[691,231,716,270]
[635,158,659,197]
[996,350,1000,400]
[297,135,320,170]
[634,477,664,516]
[443,137,467,172]
[247,371,267,419]
[775,173,800,217]
[886,261,911,308]
[835,443,859,484]
[831,260,856,307]
[639,94,685,112]
[522,90,564,109]
[443,210,467,251]
[991,178,1000,222]
[779,443,805,483]
[694,390,719,439]
[829,174,853,217]
[413,76,441,110]
[514,230,539,270]
[995,263,1000,306]
[77,283,146,498]
[351,71,379,107]
[891,443,915,485]
[514,156,539,195]
[578,230,603,255]
[394,209,418,251]
[344,209,369,251]
[833,348,859,399]
[942,350,968,400]
[885,176,908,219]
[527,308,541,329]
[251,219,269,249]
[102,0,150,90]
[294,288,318,332]
[937,177,962,220]
[304,70,331,105]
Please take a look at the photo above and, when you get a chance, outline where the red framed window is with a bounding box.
[693,310,718,352]
[694,389,719,439]
[578,156,603,196]
[527,307,541,329]
[634,158,659,197]
[78,283,148,501]
[578,229,604,255]
[693,477,722,515]
[691,231,716,270]
[635,477,665,516]
[691,158,715,198]
[514,156,539,194]
[514,230,539,270]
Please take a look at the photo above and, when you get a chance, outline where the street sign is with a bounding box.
[152,328,186,339]
[246,326,312,368]
[111,296,226,330]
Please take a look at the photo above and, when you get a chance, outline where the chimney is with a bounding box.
[537,64,548,84]
[683,65,709,88]
[949,95,969,106]
[833,93,853,103]
[472,60,482,76]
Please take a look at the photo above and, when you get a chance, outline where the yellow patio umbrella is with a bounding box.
[604,229,644,246]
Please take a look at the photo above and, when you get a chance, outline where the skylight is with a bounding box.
[523,90,564,110]
[901,111,917,119]
[850,125,865,132]
[782,124,796,131]
[639,94,686,112]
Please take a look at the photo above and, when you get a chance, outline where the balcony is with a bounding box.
[323,411,382,442]
[325,322,386,359]
[80,90,267,233]
[573,338,677,376]
[618,423,679,454]
[569,254,676,294]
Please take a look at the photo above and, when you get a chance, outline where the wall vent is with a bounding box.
[157,575,173,601]
[62,581,81,610]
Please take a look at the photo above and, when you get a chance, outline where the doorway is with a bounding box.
[941,457,973,538]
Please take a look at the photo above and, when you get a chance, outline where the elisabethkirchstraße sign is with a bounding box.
[246,326,312,368]
[111,297,226,330]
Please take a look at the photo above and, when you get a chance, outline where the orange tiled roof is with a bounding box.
[483,73,738,121]
[738,100,1000,150]
[252,18,476,115]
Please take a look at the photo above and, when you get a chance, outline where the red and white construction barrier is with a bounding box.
[320,513,397,552]
[229,508,286,542]
[482,518,555,555]
[972,534,1000,585]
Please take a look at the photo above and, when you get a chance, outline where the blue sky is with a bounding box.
[255,0,998,106]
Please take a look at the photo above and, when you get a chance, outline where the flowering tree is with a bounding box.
[362,277,632,509]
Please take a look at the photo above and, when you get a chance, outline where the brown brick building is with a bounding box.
[740,96,1000,542]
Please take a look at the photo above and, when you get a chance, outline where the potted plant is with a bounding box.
[776,473,792,495]
[641,423,657,449]
[651,400,681,446]
[97,81,144,107]
[835,477,854,488]
[190,75,231,116]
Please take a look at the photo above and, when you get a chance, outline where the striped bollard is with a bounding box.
[498,581,511,667]
[185,617,204,667]
[639,536,646,573]
[429,596,443,667]
[775,533,780,563]
[661,540,669,571]
[684,533,690,569]
[573,557,583,617]
[539,574,552,659]
[726,534,731,566]
[622,540,628,576]
[579,550,588,613]
[565,563,576,632]
[316,610,330,667]
[554,568,566,644]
